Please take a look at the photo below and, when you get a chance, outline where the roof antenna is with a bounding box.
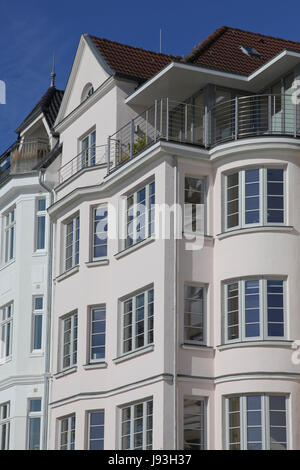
[50,54,56,87]
[160,29,162,53]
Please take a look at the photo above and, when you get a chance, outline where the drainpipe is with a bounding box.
[38,168,55,450]
[173,156,178,450]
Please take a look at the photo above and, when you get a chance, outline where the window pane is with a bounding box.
[267,169,284,223]
[34,297,43,310]
[33,315,43,350]
[89,411,104,450]
[28,417,41,450]
[184,285,204,343]
[227,283,239,340]
[38,199,46,211]
[269,395,287,451]
[30,399,41,412]
[37,216,46,250]
[184,399,206,450]
[267,281,284,337]
[90,307,106,361]
[227,173,239,228]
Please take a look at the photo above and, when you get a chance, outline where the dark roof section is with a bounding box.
[88,26,300,83]
[88,35,182,82]
[185,26,300,76]
[15,86,64,134]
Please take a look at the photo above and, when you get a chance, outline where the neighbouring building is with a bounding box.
[3,25,300,450]
[0,83,63,450]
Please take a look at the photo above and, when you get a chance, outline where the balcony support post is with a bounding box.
[145,110,148,145]
[191,105,194,144]
[130,119,134,159]
[235,96,238,140]
[268,95,272,133]
[185,104,188,141]
[160,99,163,136]
[204,106,208,148]
[166,98,169,141]
[294,101,297,138]
[107,136,111,175]
[154,100,158,142]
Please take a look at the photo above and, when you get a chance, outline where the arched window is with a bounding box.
[81,83,94,103]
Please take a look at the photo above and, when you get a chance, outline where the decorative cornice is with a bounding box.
[50,373,173,408]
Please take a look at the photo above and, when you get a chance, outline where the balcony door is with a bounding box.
[80,130,96,169]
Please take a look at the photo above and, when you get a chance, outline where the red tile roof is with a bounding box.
[89,26,300,82]
[185,26,300,76]
[89,35,182,82]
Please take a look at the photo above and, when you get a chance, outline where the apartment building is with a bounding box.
[0,84,63,449]
[39,26,300,450]
[2,25,300,451]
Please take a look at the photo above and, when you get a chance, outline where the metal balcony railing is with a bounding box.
[58,144,107,184]
[107,94,300,173]
[107,99,205,172]
[210,94,300,145]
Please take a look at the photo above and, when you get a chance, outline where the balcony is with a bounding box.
[58,144,107,184]
[10,138,50,173]
[107,94,300,173]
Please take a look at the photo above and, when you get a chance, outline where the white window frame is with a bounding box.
[3,207,15,263]
[31,296,44,352]
[223,278,286,344]
[225,394,288,450]
[184,175,207,235]
[0,303,13,360]
[121,287,154,355]
[89,305,106,363]
[87,410,105,450]
[184,283,207,345]
[125,181,155,249]
[0,402,10,450]
[91,205,108,261]
[61,312,78,371]
[183,397,207,450]
[81,83,94,103]
[35,198,47,251]
[80,129,96,168]
[27,398,42,450]
[120,399,153,450]
[224,167,286,232]
[64,214,80,272]
[58,414,76,450]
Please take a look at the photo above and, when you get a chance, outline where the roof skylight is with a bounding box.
[239,45,262,58]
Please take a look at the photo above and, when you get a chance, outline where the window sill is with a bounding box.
[56,266,79,283]
[114,236,155,260]
[217,225,294,240]
[83,362,108,370]
[113,344,154,364]
[29,352,44,358]
[217,340,293,351]
[32,251,48,258]
[54,366,78,379]
[85,259,109,268]
[0,259,15,272]
[183,231,214,240]
[181,343,214,353]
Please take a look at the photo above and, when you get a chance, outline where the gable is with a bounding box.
[56,35,111,125]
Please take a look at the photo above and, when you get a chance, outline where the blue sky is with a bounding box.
[1,0,300,150]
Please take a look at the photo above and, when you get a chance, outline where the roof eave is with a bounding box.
[125,50,300,107]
